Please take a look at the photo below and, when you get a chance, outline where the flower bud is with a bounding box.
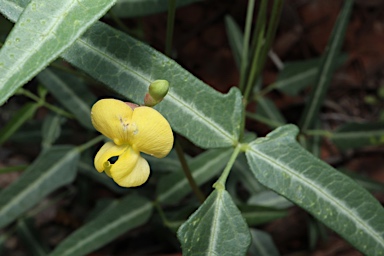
[144,80,169,107]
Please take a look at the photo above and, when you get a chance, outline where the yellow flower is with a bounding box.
[91,99,174,187]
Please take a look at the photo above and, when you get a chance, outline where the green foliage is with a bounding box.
[245,125,384,255]
[49,194,152,256]
[177,189,251,256]
[0,0,383,255]
[0,146,79,229]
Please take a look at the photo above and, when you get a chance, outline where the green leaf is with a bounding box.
[0,146,79,229]
[0,102,39,145]
[248,190,293,210]
[0,0,117,105]
[50,194,153,256]
[41,113,64,150]
[233,154,262,195]
[331,122,384,150]
[17,218,48,256]
[248,229,280,256]
[38,69,94,129]
[256,98,286,128]
[177,189,251,256]
[0,2,243,149]
[110,0,201,18]
[239,205,287,226]
[274,55,347,96]
[157,148,232,204]
[299,0,353,130]
[245,124,384,255]
[224,15,242,69]
[61,22,243,148]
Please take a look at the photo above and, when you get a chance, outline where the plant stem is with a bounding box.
[238,0,256,92]
[17,88,74,119]
[175,140,206,203]
[77,135,105,153]
[214,145,242,190]
[165,0,177,56]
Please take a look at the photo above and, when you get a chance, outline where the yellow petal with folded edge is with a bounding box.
[109,148,149,187]
[91,99,133,145]
[128,106,174,158]
[94,141,128,173]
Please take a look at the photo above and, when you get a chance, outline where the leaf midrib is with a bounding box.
[248,145,384,248]
[59,201,152,256]
[0,149,77,219]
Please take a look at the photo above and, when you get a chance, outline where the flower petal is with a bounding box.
[109,149,150,187]
[129,106,174,158]
[94,141,128,173]
[91,99,133,145]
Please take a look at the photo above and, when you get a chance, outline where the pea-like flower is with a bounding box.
[91,99,174,187]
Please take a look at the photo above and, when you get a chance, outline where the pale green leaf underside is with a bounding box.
[177,189,251,256]
[0,0,117,105]
[0,1,243,149]
[245,125,384,255]
[50,194,152,256]
[0,146,79,229]
[111,0,201,18]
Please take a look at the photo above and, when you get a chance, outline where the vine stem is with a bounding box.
[175,140,206,203]
[214,144,243,190]
[238,0,256,92]
[17,88,74,119]
[165,0,177,56]
[76,135,104,153]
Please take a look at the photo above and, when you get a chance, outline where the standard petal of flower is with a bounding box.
[94,142,128,173]
[129,106,174,158]
[113,156,150,187]
[91,99,133,145]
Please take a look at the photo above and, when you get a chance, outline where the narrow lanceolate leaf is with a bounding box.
[224,15,243,68]
[38,69,93,129]
[157,148,232,204]
[0,0,117,105]
[61,22,243,148]
[17,218,49,256]
[274,55,347,96]
[0,3,243,149]
[0,102,39,145]
[50,194,153,256]
[331,122,384,150]
[299,0,353,130]
[248,229,280,256]
[256,98,286,128]
[110,0,201,18]
[177,189,251,256]
[245,125,384,255]
[0,146,79,229]
[41,113,64,150]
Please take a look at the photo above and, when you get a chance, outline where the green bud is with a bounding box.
[149,80,169,101]
[144,80,169,107]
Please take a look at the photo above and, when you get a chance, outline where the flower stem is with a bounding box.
[165,0,177,56]
[77,135,104,153]
[214,145,243,190]
[175,140,206,203]
[17,88,74,119]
